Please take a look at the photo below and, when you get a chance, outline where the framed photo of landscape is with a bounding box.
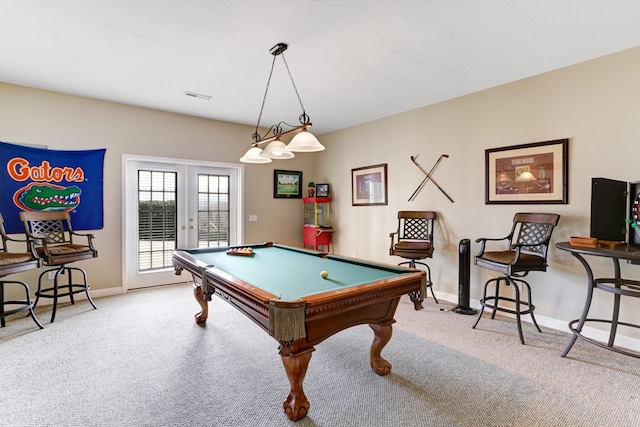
[274,170,302,198]
[485,138,568,204]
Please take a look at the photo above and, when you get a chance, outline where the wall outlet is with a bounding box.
[48,271,56,280]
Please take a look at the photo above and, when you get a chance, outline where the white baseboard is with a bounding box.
[433,290,640,353]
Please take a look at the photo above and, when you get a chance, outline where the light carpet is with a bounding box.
[1,284,639,427]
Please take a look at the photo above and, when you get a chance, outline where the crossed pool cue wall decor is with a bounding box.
[408,154,455,203]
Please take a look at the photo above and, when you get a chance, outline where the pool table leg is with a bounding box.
[280,347,314,421]
[369,322,393,376]
[193,285,208,324]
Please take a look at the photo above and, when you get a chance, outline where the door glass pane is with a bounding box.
[198,173,230,247]
[138,170,177,271]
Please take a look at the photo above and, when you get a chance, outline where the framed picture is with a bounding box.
[352,164,388,206]
[273,170,302,198]
[316,183,330,197]
[485,138,569,204]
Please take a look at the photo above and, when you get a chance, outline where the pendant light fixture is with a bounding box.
[240,43,325,164]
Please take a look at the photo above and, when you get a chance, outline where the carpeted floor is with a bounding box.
[1,283,639,427]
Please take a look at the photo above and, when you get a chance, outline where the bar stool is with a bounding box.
[472,212,560,344]
[20,211,98,323]
[389,211,438,305]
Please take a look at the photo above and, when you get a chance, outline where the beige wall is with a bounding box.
[316,46,640,345]
[2,46,639,347]
[0,83,314,296]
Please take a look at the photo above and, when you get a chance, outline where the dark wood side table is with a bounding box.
[556,242,640,358]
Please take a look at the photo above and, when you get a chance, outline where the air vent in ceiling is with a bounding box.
[183,91,211,101]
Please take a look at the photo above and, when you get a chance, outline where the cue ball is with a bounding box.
[321,270,329,279]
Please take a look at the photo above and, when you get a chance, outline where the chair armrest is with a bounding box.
[389,231,398,252]
[25,238,41,261]
[71,230,95,238]
[475,236,510,257]
[505,241,550,265]
[509,240,550,263]
[4,234,41,260]
[70,230,97,251]
[4,234,27,243]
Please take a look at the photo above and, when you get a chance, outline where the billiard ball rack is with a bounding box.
[226,247,255,256]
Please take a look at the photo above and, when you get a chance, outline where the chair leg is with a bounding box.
[21,281,43,329]
[509,278,525,345]
[473,276,500,329]
[27,304,44,329]
[417,262,438,304]
[471,304,485,329]
[0,282,4,328]
[473,275,539,344]
[73,266,97,310]
[63,267,75,305]
[399,260,439,304]
[34,270,46,309]
[47,267,60,323]
[512,277,541,333]
[1,280,43,329]
[36,265,97,323]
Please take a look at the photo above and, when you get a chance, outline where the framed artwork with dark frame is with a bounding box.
[273,170,303,198]
[315,183,330,197]
[485,138,569,204]
[352,164,388,206]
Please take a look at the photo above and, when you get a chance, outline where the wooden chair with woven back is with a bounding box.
[0,212,43,329]
[472,212,561,344]
[389,211,439,305]
[20,211,98,323]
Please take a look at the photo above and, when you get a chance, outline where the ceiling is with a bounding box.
[2,1,640,136]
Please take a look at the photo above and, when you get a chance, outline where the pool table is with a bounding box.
[172,242,426,421]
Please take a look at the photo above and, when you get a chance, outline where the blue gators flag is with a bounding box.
[0,141,106,233]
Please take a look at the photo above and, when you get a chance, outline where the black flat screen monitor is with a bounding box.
[590,177,626,242]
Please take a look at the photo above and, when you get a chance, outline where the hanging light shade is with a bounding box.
[518,171,536,182]
[260,139,295,159]
[240,147,272,163]
[286,128,325,152]
[240,42,323,164]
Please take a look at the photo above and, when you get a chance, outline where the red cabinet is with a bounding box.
[302,197,334,252]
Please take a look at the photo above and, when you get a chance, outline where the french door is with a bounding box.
[123,155,243,290]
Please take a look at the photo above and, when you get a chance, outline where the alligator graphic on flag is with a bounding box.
[0,141,106,233]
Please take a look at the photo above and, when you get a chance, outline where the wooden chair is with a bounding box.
[0,213,43,329]
[20,211,98,323]
[472,212,560,344]
[389,211,438,303]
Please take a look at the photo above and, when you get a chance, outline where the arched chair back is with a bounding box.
[473,212,560,344]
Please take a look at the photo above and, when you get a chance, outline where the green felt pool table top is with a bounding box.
[175,243,416,301]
